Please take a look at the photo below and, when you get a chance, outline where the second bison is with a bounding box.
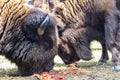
[53,0,120,70]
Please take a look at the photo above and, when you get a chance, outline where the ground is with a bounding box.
[0,41,120,80]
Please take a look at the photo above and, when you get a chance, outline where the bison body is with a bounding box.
[54,0,120,70]
[0,0,57,76]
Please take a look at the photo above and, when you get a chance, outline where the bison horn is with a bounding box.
[37,14,50,35]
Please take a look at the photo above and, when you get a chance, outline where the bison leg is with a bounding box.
[105,10,120,70]
[111,47,120,70]
[96,42,109,66]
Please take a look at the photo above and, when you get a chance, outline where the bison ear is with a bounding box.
[37,15,50,36]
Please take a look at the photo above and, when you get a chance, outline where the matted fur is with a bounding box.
[0,0,57,76]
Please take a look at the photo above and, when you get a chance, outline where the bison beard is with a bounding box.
[54,0,120,70]
[0,0,57,76]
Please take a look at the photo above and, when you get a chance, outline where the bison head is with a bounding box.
[0,1,58,76]
[20,8,58,76]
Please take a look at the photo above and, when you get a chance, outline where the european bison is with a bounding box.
[53,0,120,70]
[0,0,57,76]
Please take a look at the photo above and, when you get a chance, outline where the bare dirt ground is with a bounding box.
[0,41,120,80]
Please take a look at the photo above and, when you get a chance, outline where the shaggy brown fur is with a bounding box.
[53,0,120,70]
[0,0,57,76]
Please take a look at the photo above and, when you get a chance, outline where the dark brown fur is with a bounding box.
[0,0,57,76]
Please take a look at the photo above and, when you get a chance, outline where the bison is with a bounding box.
[53,0,120,70]
[0,0,58,76]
